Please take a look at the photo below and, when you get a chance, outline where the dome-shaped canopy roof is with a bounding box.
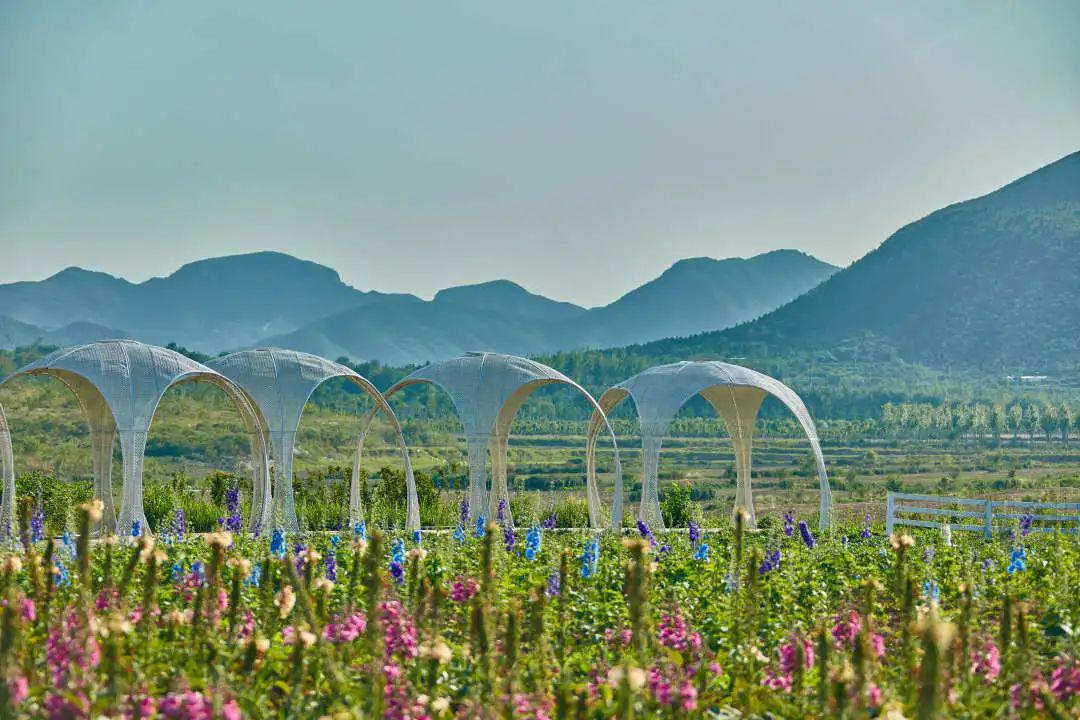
[209,348,387,432]
[392,351,579,439]
[4,339,227,431]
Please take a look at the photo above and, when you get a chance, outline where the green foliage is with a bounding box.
[551,496,589,528]
[14,471,91,535]
[661,481,696,527]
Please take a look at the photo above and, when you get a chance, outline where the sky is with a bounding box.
[1,2,1077,308]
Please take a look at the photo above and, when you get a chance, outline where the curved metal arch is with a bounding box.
[357,362,624,529]
[0,341,271,537]
[209,349,420,533]
[585,361,831,530]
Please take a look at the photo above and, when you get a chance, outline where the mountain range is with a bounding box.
[597,150,1080,375]
[0,249,837,366]
[3,150,1076,374]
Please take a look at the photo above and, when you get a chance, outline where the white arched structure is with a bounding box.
[0,403,13,538]
[209,348,420,533]
[585,361,831,530]
[357,352,623,529]
[0,341,271,536]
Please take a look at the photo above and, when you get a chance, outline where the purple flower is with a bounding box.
[541,513,557,530]
[294,543,307,575]
[459,498,470,524]
[389,561,404,585]
[171,508,186,542]
[497,498,508,524]
[545,571,561,597]
[30,509,44,543]
[325,549,337,583]
[636,519,658,547]
[225,486,242,534]
[688,520,701,545]
[798,520,816,549]
[1019,512,1034,538]
[503,524,516,553]
[758,545,782,574]
[861,512,872,539]
[783,511,795,537]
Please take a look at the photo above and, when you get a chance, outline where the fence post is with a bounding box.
[886,492,895,536]
[984,501,994,539]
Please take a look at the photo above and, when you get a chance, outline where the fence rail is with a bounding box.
[885,491,1080,538]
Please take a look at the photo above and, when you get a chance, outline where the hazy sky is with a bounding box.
[1,2,1077,307]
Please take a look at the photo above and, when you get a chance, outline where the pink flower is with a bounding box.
[971,638,1001,683]
[831,609,862,649]
[20,598,35,623]
[9,676,27,705]
[871,632,885,659]
[1050,659,1080,701]
[222,699,242,720]
[323,611,367,644]
[450,576,478,604]
[868,683,883,707]
[679,680,698,710]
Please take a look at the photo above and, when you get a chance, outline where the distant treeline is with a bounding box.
[2,341,1076,426]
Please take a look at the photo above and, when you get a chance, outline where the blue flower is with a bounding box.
[270,528,286,559]
[475,514,487,538]
[453,524,466,544]
[53,557,70,587]
[1007,546,1027,574]
[922,579,940,602]
[131,519,142,538]
[524,526,542,561]
[353,520,367,541]
[329,535,340,548]
[413,529,422,545]
[581,537,600,578]
[693,542,710,562]
[390,538,407,584]
[244,562,262,588]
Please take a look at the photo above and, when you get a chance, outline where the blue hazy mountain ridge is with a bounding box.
[257,250,838,366]
[627,151,1080,373]
[0,249,838,366]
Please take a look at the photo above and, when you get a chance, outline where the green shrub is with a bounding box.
[552,496,589,528]
[14,471,91,535]
[144,482,179,533]
[509,494,537,527]
[661,482,695,527]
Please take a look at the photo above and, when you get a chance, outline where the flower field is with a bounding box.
[2,500,1079,719]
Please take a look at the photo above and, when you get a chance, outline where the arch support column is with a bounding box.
[639,433,665,530]
[0,405,14,540]
[703,385,765,529]
[117,429,150,536]
[488,431,512,527]
[465,434,489,523]
[270,431,301,533]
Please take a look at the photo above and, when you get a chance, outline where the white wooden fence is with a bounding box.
[885,491,1080,539]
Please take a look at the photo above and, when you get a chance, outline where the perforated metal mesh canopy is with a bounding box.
[585,361,831,529]
[0,340,270,536]
[208,348,419,532]
[357,352,623,528]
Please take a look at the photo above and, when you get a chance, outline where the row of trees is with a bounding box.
[879,400,1076,445]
